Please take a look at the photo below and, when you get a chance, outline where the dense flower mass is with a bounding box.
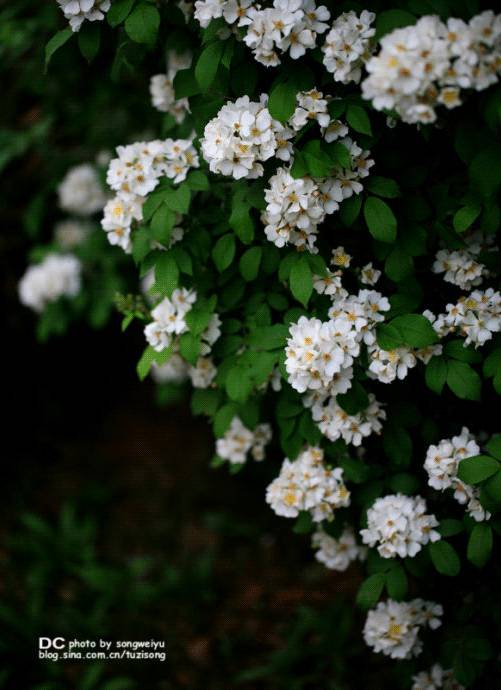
[102,138,199,252]
[360,494,441,559]
[144,288,197,352]
[362,12,501,124]
[216,417,272,463]
[322,10,375,84]
[241,0,330,66]
[201,95,284,179]
[18,254,82,313]
[58,164,106,216]
[150,50,192,123]
[262,134,373,251]
[266,446,350,521]
[363,599,443,659]
[312,527,365,570]
[426,288,501,348]
[412,664,465,690]
[424,427,490,521]
[57,0,110,32]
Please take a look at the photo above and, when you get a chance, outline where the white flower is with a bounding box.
[53,219,91,249]
[331,245,352,268]
[58,164,106,216]
[367,344,418,384]
[412,664,465,690]
[360,494,441,559]
[424,427,490,522]
[362,12,501,125]
[360,262,381,286]
[144,288,197,352]
[216,417,272,463]
[57,0,111,32]
[433,247,488,290]
[188,356,218,388]
[290,89,330,130]
[266,446,350,522]
[363,599,443,659]
[19,254,82,313]
[242,0,329,66]
[432,289,501,348]
[201,95,283,179]
[308,392,386,446]
[150,51,191,123]
[322,11,376,84]
[312,527,366,570]
[151,354,189,384]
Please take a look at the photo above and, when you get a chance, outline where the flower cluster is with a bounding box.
[363,599,443,659]
[54,219,91,249]
[150,50,192,123]
[289,89,330,131]
[102,139,199,252]
[216,417,272,464]
[367,340,442,384]
[312,527,366,571]
[412,664,465,690]
[144,288,197,352]
[307,393,386,446]
[424,427,490,522]
[262,137,373,252]
[360,494,441,559]
[58,164,106,216]
[266,446,350,521]
[57,0,110,32]
[194,0,252,29]
[426,288,501,348]
[322,11,375,84]
[201,95,286,179]
[241,0,330,67]
[151,354,189,385]
[433,240,489,290]
[362,12,501,124]
[18,254,82,313]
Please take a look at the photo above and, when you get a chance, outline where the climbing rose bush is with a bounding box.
[18,0,501,686]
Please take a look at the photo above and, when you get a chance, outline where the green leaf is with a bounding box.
[467,524,493,568]
[163,185,191,213]
[230,192,254,243]
[453,204,481,233]
[155,253,179,295]
[376,323,403,351]
[385,564,407,600]
[483,348,501,378]
[248,324,288,350]
[212,234,236,272]
[438,519,464,537]
[365,176,400,198]
[339,195,362,226]
[364,197,397,243]
[108,0,136,26]
[444,340,482,364]
[447,360,481,401]
[213,403,238,437]
[239,246,262,281]
[302,140,333,177]
[173,68,201,98]
[125,3,160,44]
[191,388,221,417]
[289,255,313,307]
[225,366,253,402]
[293,511,314,534]
[385,247,413,282]
[77,23,100,62]
[45,28,73,71]
[457,455,500,484]
[132,228,151,263]
[425,355,448,394]
[375,9,416,40]
[337,381,369,415]
[356,573,386,609]
[150,203,176,245]
[346,104,372,136]
[326,141,351,169]
[186,170,209,191]
[469,145,501,197]
[179,332,200,364]
[391,314,438,348]
[195,40,225,90]
[137,345,172,381]
[268,81,297,123]
[429,540,461,577]
[486,435,501,461]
